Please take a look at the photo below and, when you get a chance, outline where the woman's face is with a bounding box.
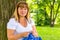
[18,7,28,17]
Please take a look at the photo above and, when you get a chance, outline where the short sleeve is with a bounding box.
[7,18,17,30]
[30,18,35,26]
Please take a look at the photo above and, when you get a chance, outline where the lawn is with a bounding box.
[36,26,60,40]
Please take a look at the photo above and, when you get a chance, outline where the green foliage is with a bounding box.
[27,0,60,26]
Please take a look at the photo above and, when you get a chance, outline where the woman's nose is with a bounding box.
[21,9,25,12]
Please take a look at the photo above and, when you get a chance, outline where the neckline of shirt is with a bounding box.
[12,18,29,28]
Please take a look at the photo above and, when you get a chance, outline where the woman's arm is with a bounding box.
[32,25,38,37]
[7,29,29,40]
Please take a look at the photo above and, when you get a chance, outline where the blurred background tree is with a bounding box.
[27,0,60,27]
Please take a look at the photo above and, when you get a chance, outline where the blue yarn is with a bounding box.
[23,33,42,40]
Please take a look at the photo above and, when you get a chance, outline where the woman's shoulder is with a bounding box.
[7,18,17,30]
[29,18,34,22]
[8,18,16,22]
[8,18,17,24]
[9,18,15,21]
[28,18,35,25]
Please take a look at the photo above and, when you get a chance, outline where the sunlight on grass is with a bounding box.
[36,26,60,40]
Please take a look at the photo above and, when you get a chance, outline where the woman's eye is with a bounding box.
[20,8,22,10]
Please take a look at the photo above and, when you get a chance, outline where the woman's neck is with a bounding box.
[19,16,26,21]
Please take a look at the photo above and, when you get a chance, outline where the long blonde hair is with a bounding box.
[11,1,30,22]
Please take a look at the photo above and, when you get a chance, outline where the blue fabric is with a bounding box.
[23,33,42,40]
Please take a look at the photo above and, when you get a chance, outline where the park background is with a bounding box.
[0,0,60,40]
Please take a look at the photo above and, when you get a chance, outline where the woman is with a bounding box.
[7,1,38,40]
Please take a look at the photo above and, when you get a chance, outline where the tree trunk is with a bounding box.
[50,0,60,27]
[50,4,53,27]
[50,0,55,27]
[0,0,26,40]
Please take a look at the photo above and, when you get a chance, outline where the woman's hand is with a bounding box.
[21,32,29,37]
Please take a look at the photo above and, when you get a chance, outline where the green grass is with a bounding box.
[36,26,60,40]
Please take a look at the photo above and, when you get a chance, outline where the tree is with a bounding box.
[27,0,60,27]
[0,0,26,40]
